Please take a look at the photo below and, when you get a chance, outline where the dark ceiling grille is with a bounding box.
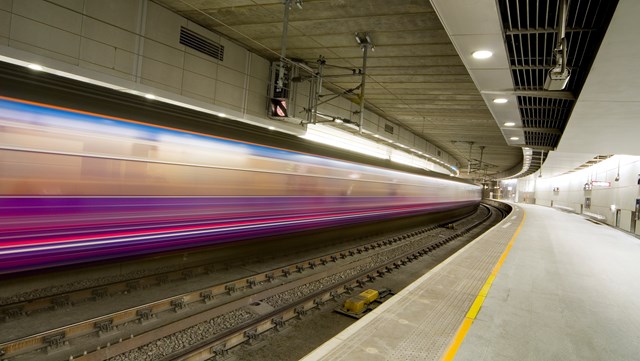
[179,27,224,61]
[518,96,571,129]
[524,130,561,147]
[500,0,617,94]
[497,0,618,175]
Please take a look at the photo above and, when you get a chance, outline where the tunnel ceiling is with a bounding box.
[497,0,618,178]
[152,0,617,180]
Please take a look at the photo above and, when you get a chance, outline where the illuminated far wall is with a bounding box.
[515,155,640,234]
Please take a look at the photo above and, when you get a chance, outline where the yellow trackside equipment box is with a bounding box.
[359,289,379,303]
[343,289,380,313]
[335,288,393,319]
[343,295,368,313]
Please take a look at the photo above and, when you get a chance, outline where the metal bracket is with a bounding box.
[95,319,114,335]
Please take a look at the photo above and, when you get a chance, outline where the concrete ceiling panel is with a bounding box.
[450,34,510,70]
[430,0,502,35]
[470,69,514,92]
[153,0,524,177]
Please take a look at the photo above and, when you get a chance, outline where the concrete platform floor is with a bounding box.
[456,204,640,361]
[302,203,640,361]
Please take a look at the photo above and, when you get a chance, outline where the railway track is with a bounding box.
[0,203,506,361]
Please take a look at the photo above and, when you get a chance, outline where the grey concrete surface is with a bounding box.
[456,204,640,361]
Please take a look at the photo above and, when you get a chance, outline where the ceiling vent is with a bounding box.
[384,124,394,134]
[179,27,224,61]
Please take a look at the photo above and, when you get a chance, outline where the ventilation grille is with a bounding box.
[518,96,572,129]
[524,130,560,148]
[499,0,617,93]
[496,0,618,156]
[179,27,224,61]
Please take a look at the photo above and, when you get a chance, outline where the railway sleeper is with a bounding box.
[91,287,108,301]
[95,319,114,336]
[43,332,68,354]
[201,290,214,303]
[272,316,285,331]
[126,281,141,291]
[182,270,194,279]
[171,298,187,312]
[210,344,228,360]
[330,290,340,300]
[265,272,275,282]
[1,305,25,321]
[225,284,237,295]
[294,306,306,318]
[136,308,154,323]
[51,295,71,309]
[244,329,259,345]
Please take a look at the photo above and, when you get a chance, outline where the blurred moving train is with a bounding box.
[0,88,480,275]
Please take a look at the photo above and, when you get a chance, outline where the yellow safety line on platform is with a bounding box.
[441,209,526,361]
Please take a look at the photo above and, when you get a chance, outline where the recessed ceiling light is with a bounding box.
[28,64,43,71]
[510,136,519,140]
[504,122,516,126]
[144,94,156,99]
[493,98,508,104]
[472,50,493,59]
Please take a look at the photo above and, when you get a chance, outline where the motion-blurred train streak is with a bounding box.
[0,96,481,274]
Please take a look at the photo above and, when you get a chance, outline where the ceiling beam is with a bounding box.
[514,90,575,100]
[523,127,562,135]
[505,27,594,35]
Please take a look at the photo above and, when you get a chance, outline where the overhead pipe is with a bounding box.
[556,0,569,74]
[355,32,374,133]
[277,0,303,91]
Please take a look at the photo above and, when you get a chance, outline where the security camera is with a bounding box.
[544,66,570,91]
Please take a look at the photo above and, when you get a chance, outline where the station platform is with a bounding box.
[302,203,640,361]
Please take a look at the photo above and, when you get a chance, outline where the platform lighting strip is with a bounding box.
[302,124,459,176]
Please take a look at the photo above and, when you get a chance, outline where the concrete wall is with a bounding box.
[0,0,292,130]
[517,155,640,234]
[0,0,458,168]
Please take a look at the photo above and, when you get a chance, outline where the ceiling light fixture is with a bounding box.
[493,98,508,104]
[504,122,516,127]
[472,50,493,59]
[219,113,226,117]
[144,94,156,100]
[28,64,43,71]
[510,137,519,140]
